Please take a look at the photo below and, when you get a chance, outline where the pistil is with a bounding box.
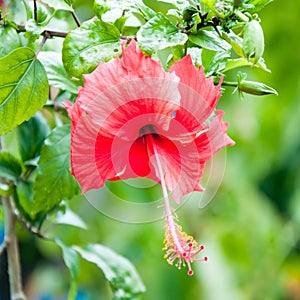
[147,134,207,275]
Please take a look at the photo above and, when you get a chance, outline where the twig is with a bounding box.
[36,33,50,56]
[17,25,68,38]
[2,196,26,300]
[71,10,81,27]
[33,0,37,22]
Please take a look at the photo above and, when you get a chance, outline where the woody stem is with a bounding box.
[150,138,184,256]
[2,196,26,300]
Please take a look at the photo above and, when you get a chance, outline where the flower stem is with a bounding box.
[2,196,26,300]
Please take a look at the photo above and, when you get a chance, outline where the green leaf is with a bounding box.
[74,244,146,300]
[142,0,177,14]
[56,239,80,279]
[201,48,230,76]
[222,31,244,57]
[16,181,35,218]
[41,0,74,12]
[38,51,78,94]
[222,57,270,73]
[94,0,138,20]
[189,30,231,51]
[0,152,23,181]
[55,208,87,230]
[0,26,21,57]
[244,0,274,12]
[157,45,184,70]
[56,239,79,300]
[32,125,79,215]
[137,13,188,55]
[17,112,50,163]
[62,19,121,79]
[0,47,49,135]
[187,47,202,67]
[0,183,12,197]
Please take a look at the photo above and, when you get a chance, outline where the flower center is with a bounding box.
[139,124,157,137]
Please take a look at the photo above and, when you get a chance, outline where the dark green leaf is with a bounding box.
[74,244,146,300]
[189,30,231,51]
[0,152,23,181]
[62,19,121,79]
[0,26,21,57]
[32,125,79,215]
[0,47,49,135]
[17,112,50,163]
[137,13,188,55]
[38,51,78,94]
[16,181,35,218]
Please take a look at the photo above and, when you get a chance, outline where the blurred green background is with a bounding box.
[1,0,300,299]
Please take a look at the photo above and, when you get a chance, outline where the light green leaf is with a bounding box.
[41,0,74,11]
[222,31,244,57]
[33,125,80,215]
[56,239,80,279]
[0,183,12,197]
[38,51,78,94]
[56,239,79,300]
[222,57,270,73]
[189,30,231,51]
[142,0,176,14]
[0,152,23,181]
[55,208,87,230]
[244,0,274,12]
[137,13,188,55]
[0,26,21,57]
[74,244,146,300]
[0,47,49,135]
[187,47,202,67]
[62,19,121,79]
[201,48,230,76]
[17,112,50,163]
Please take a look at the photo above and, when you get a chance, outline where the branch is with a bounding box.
[2,196,26,300]
[17,25,68,38]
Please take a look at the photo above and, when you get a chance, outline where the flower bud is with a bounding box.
[243,19,264,64]
[238,79,278,96]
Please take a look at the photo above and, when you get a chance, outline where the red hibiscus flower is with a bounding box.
[64,40,234,275]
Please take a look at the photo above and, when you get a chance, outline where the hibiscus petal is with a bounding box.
[170,55,223,128]
[66,40,180,128]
